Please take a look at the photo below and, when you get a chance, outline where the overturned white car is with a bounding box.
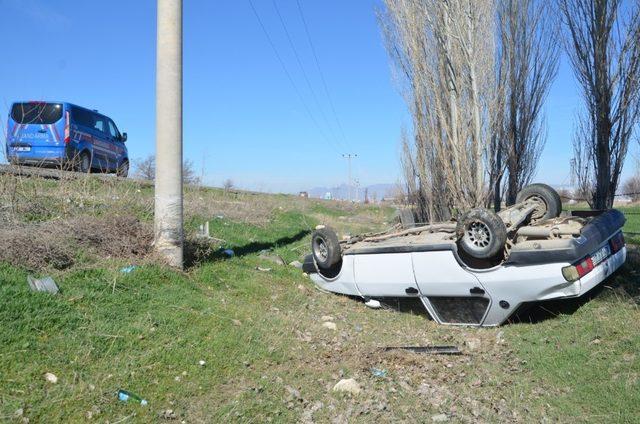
[304,184,627,326]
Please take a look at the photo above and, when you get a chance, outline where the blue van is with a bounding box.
[5,101,129,177]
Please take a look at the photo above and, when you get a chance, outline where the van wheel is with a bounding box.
[456,208,507,259]
[515,183,562,222]
[116,160,129,178]
[311,226,342,270]
[78,152,91,173]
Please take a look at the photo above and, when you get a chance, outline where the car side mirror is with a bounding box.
[121,132,127,142]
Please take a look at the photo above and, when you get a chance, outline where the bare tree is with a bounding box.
[133,154,198,185]
[498,0,559,205]
[560,0,640,209]
[133,155,156,181]
[380,0,497,221]
[223,178,234,192]
[622,176,640,202]
[182,159,199,185]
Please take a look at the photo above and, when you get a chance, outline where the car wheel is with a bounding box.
[78,152,91,173]
[456,208,507,259]
[116,160,129,178]
[515,183,562,222]
[311,226,342,270]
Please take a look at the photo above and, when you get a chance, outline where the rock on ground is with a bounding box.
[332,378,361,395]
[322,322,337,331]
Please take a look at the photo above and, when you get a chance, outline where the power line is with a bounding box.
[343,153,357,201]
[271,0,346,152]
[248,0,342,156]
[295,0,352,151]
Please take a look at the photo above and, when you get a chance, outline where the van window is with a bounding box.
[107,120,120,138]
[72,107,107,133]
[93,116,106,133]
[11,103,63,124]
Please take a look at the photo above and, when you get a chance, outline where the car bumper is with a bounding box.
[578,246,626,296]
[7,145,74,166]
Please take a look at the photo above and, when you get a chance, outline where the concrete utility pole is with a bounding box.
[154,0,183,268]
[342,153,357,202]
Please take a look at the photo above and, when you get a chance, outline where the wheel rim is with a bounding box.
[313,237,328,262]
[464,221,491,252]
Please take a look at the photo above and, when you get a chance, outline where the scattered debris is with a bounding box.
[222,249,234,257]
[27,276,59,294]
[198,360,206,366]
[364,299,382,309]
[465,337,481,351]
[255,266,272,272]
[383,346,461,355]
[300,401,323,424]
[85,406,101,419]
[159,409,177,420]
[322,322,337,331]
[289,260,303,269]
[285,385,303,403]
[332,378,361,395]
[120,265,138,274]
[258,250,285,265]
[431,413,449,422]
[44,372,58,384]
[371,368,387,378]
[232,319,242,326]
[117,389,148,405]
[197,221,211,238]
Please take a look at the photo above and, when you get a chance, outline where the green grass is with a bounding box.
[1,185,639,422]
[564,204,640,243]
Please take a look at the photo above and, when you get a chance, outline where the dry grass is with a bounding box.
[0,214,152,271]
[0,171,396,272]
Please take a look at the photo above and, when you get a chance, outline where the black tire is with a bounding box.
[77,152,91,173]
[456,208,507,259]
[515,183,562,222]
[311,226,342,270]
[395,208,416,228]
[116,160,129,178]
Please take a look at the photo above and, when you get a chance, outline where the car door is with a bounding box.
[89,114,114,171]
[353,253,420,297]
[107,119,125,167]
[412,251,491,325]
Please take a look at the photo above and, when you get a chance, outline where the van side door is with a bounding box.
[88,113,113,171]
[107,119,125,167]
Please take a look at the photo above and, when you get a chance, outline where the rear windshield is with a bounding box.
[11,103,63,124]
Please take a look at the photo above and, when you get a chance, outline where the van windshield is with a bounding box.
[10,103,63,124]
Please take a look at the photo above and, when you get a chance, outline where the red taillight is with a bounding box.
[575,257,594,278]
[64,111,70,144]
[609,232,625,253]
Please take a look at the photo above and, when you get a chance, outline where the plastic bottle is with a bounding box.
[117,389,148,406]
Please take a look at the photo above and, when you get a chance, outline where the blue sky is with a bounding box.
[0,0,636,193]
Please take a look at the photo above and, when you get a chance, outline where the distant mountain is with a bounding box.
[307,183,397,201]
